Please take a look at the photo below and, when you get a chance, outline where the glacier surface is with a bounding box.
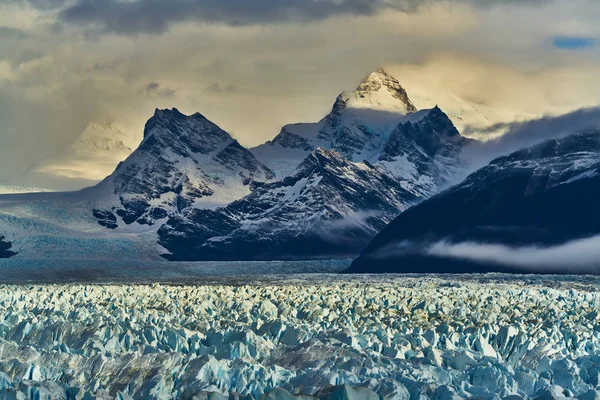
[0,274,599,399]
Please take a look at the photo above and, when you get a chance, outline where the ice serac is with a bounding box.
[2,277,599,398]
[158,148,418,260]
[93,108,275,227]
[347,130,600,273]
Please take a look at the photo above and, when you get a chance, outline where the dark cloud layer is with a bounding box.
[59,0,397,35]
[0,0,548,36]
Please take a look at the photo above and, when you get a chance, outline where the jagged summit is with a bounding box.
[252,68,425,174]
[142,107,229,147]
[91,108,274,227]
[346,67,417,114]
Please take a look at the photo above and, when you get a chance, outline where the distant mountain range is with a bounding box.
[0,68,597,272]
[0,68,475,261]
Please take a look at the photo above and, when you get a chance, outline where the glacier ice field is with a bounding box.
[0,272,600,399]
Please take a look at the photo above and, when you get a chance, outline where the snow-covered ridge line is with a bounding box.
[0,276,599,399]
[0,68,474,261]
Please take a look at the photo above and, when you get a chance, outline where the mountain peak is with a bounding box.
[152,107,182,118]
[349,68,417,114]
[145,112,233,162]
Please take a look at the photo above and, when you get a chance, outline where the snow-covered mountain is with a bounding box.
[251,68,419,177]
[347,130,600,273]
[152,70,474,260]
[18,121,134,190]
[0,68,475,261]
[376,106,474,197]
[252,68,473,194]
[159,148,419,260]
[90,108,275,227]
[0,109,275,261]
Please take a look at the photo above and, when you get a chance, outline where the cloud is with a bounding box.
[315,210,386,244]
[389,54,600,135]
[58,0,397,35]
[427,237,600,273]
[203,82,238,94]
[553,36,596,50]
[370,235,600,273]
[141,81,176,98]
[0,26,31,40]
[49,0,553,36]
[144,81,159,93]
[461,107,600,171]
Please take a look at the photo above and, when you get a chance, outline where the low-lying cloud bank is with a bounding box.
[428,237,600,273]
[371,236,600,273]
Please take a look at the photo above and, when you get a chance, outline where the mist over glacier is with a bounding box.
[370,235,600,273]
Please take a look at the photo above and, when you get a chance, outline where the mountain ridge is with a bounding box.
[158,147,419,260]
[0,68,476,261]
[346,130,600,273]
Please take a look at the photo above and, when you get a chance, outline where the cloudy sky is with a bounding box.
[0,0,599,188]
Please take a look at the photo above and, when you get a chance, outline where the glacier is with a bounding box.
[0,274,599,399]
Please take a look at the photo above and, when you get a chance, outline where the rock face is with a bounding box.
[92,108,275,227]
[0,235,16,258]
[159,148,417,260]
[347,131,600,273]
[376,106,474,197]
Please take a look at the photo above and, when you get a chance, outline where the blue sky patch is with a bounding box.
[553,36,596,50]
